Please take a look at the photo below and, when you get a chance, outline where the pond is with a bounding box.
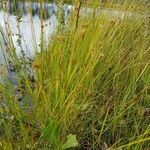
[0,1,72,64]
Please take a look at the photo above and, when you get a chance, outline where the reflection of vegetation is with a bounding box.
[1,1,70,20]
[1,1,59,20]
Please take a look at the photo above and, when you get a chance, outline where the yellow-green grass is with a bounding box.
[0,1,150,149]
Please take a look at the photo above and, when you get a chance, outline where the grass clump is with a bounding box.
[0,1,150,150]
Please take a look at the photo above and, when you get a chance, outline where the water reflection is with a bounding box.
[0,1,72,64]
[0,1,71,20]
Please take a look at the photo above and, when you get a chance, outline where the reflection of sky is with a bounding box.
[0,2,72,64]
[0,11,57,61]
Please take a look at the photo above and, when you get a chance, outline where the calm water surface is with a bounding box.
[0,1,71,64]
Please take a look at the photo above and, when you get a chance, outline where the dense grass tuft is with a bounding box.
[0,1,150,149]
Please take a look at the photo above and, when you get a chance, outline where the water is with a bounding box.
[0,1,72,64]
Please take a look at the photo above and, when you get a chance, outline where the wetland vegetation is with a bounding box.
[0,0,150,149]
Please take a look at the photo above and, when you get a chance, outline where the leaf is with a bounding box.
[62,134,79,149]
[81,103,89,111]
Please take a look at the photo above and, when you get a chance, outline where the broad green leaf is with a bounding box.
[62,134,79,149]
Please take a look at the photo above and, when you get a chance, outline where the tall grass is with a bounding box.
[0,0,150,149]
